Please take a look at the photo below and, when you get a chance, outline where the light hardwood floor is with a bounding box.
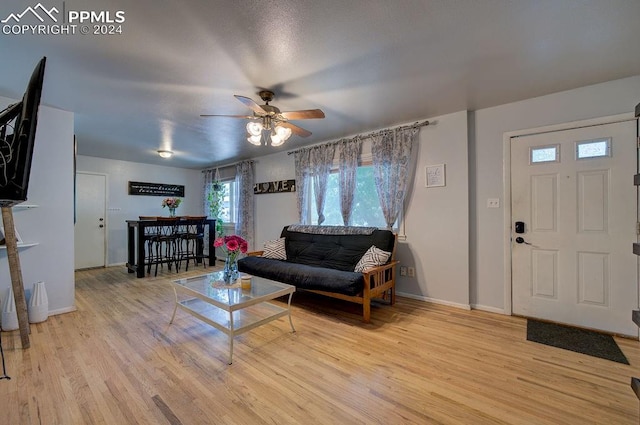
[1,265,639,424]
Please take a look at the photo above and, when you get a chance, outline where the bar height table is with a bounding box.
[126,217,216,278]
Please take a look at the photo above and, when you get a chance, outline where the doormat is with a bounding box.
[526,319,629,364]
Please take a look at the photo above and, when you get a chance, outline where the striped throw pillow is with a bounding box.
[262,237,287,260]
[354,245,391,272]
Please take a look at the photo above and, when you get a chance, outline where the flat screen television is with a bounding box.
[0,56,46,207]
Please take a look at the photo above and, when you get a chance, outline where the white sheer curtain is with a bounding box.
[202,168,217,216]
[371,127,419,229]
[338,137,362,225]
[234,160,255,250]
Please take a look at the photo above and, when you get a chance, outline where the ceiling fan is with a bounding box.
[200,90,325,146]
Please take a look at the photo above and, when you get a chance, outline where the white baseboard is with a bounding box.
[470,304,506,315]
[49,306,77,316]
[396,291,471,310]
[107,262,126,267]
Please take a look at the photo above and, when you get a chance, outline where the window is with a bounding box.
[206,180,237,224]
[530,145,560,164]
[576,138,611,159]
[219,180,237,224]
[309,163,390,228]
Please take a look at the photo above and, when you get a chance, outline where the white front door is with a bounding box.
[511,120,638,336]
[74,172,107,269]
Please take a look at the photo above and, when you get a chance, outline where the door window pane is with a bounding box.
[530,145,559,164]
[576,138,611,159]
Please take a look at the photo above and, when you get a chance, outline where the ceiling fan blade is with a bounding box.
[279,121,312,137]
[234,95,267,115]
[200,114,254,118]
[280,109,325,120]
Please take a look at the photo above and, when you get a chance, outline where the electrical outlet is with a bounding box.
[400,266,407,276]
[408,267,415,277]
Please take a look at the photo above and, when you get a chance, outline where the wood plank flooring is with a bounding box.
[0,265,639,424]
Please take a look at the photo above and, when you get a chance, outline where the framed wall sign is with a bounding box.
[128,181,185,197]
[253,179,296,194]
[425,164,446,188]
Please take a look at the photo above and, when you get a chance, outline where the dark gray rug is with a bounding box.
[526,319,629,364]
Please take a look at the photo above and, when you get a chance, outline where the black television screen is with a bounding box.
[0,56,46,207]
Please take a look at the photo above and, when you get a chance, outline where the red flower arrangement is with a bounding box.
[213,234,248,263]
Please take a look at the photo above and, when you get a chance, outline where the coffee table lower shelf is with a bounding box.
[169,279,296,364]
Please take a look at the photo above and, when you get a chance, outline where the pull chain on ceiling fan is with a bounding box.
[200,90,325,146]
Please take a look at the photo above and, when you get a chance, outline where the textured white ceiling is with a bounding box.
[1,0,639,169]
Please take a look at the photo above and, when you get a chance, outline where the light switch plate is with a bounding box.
[487,198,500,208]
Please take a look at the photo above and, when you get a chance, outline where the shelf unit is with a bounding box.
[1,204,40,249]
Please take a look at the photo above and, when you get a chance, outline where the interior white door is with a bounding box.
[511,120,638,336]
[74,172,106,269]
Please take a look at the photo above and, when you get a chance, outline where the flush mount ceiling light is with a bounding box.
[157,150,173,158]
[200,90,324,146]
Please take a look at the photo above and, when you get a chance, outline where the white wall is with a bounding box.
[252,152,299,250]
[397,110,469,307]
[471,75,640,312]
[75,156,202,265]
[0,97,75,315]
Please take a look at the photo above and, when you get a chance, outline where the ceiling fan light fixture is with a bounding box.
[247,134,262,146]
[246,121,263,136]
[270,125,292,146]
[157,150,173,158]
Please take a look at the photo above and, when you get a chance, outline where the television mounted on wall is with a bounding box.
[0,57,47,207]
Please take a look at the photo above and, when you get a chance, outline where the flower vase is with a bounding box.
[169,207,176,217]
[1,287,19,331]
[28,281,49,324]
[222,256,239,283]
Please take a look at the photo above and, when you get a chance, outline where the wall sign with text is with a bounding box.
[128,181,185,197]
[253,179,296,194]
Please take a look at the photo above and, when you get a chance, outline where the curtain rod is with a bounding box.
[201,159,255,173]
[287,119,430,155]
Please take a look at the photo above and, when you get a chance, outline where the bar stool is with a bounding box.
[147,217,180,276]
[139,216,160,275]
[177,216,207,272]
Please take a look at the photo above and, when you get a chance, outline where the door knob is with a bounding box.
[515,236,531,245]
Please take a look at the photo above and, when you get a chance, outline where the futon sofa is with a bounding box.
[237,225,398,322]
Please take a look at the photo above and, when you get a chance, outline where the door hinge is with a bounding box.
[636,222,640,235]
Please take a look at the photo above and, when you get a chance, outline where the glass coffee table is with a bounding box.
[170,271,296,364]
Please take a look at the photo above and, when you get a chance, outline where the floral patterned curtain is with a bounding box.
[338,137,362,225]
[294,149,311,224]
[294,144,336,225]
[371,127,419,229]
[202,169,217,216]
[234,160,255,250]
[310,144,336,225]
